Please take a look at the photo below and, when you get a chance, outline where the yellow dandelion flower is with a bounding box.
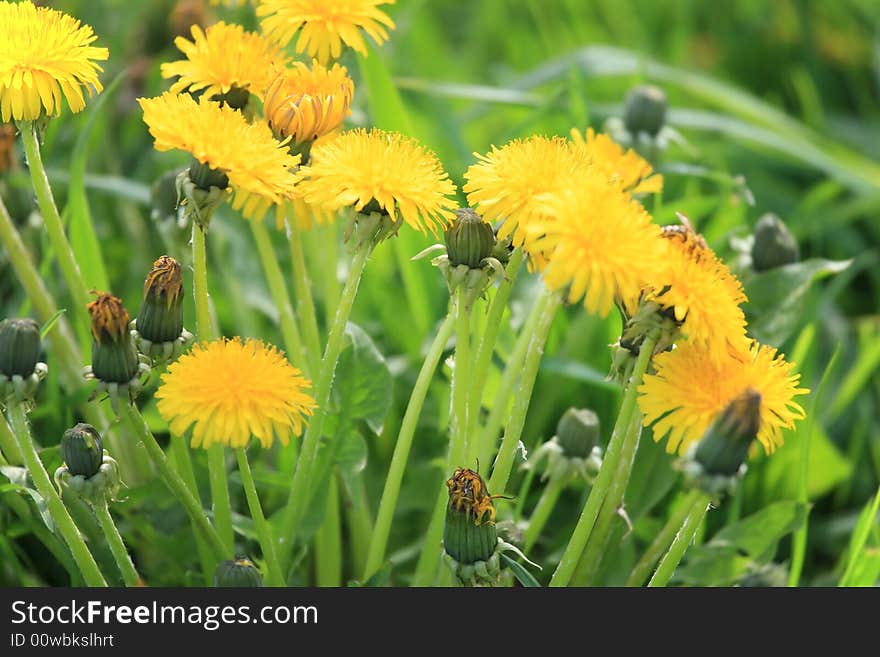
[139,92,300,221]
[295,128,457,234]
[264,60,353,146]
[645,222,748,359]
[570,127,663,194]
[156,337,316,449]
[525,176,666,316]
[258,0,395,63]
[161,21,287,101]
[463,136,593,249]
[638,339,809,455]
[0,0,108,122]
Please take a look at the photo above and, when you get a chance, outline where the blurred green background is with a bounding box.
[1,0,879,586]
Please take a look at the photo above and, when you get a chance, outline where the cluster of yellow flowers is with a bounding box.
[0,0,807,460]
[463,129,808,455]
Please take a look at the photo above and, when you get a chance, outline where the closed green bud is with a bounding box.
[751,213,799,272]
[188,159,229,192]
[137,256,184,344]
[0,318,41,378]
[556,407,600,459]
[88,293,141,384]
[695,389,761,477]
[211,85,250,112]
[214,557,263,587]
[444,468,498,565]
[623,84,668,137]
[444,208,496,268]
[61,423,104,478]
[151,169,182,223]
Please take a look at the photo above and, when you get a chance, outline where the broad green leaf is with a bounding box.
[331,322,393,434]
[711,501,808,561]
[758,424,852,502]
[672,545,754,586]
[335,428,368,476]
[742,258,851,345]
[0,465,53,532]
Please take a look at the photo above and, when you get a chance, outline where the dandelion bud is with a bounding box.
[556,408,600,459]
[211,85,250,112]
[623,84,668,137]
[264,62,354,162]
[694,389,761,478]
[444,208,496,269]
[61,423,104,479]
[151,169,183,223]
[88,293,140,384]
[137,256,184,344]
[0,318,41,379]
[188,159,229,192]
[443,468,498,568]
[214,557,264,587]
[751,213,799,272]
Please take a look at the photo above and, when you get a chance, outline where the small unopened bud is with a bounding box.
[211,85,250,112]
[623,84,668,137]
[751,213,799,272]
[0,318,41,378]
[214,557,264,587]
[556,408,600,459]
[188,159,229,192]
[444,208,496,269]
[697,389,761,479]
[151,169,183,223]
[138,256,184,344]
[61,423,104,478]
[88,293,141,384]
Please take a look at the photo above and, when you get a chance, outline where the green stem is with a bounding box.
[251,218,310,375]
[168,436,215,582]
[626,489,705,587]
[94,499,140,587]
[571,412,643,585]
[364,313,455,579]
[474,285,552,468]
[647,492,711,587]
[345,473,373,579]
[119,404,228,561]
[451,288,473,469]
[235,448,284,586]
[314,476,342,586]
[523,475,566,551]
[411,287,481,585]
[286,207,322,376]
[0,411,22,464]
[6,402,107,587]
[280,238,373,566]
[19,121,90,321]
[488,290,562,494]
[467,248,524,441]
[191,223,214,340]
[550,331,659,587]
[0,172,142,482]
[191,223,234,556]
[411,488,447,586]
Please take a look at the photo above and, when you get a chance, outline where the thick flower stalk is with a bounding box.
[258,0,396,63]
[280,128,457,567]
